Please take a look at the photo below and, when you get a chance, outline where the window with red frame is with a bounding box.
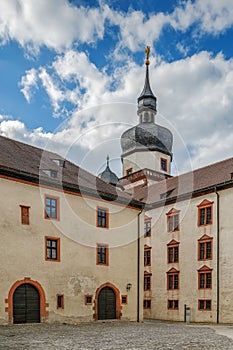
[167,209,180,232]
[198,236,213,260]
[198,266,212,289]
[144,246,151,266]
[144,273,151,291]
[198,299,211,310]
[167,269,179,290]
[20,205,30,225]
[197,200,213,226]
[144,219,151,237]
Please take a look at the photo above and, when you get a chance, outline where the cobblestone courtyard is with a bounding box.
[1,321,233,350]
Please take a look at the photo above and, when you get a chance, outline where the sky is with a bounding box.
[0,0,233,178]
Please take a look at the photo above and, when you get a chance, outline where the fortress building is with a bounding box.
[1,47,233,324]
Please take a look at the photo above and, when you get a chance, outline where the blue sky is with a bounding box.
[0,0,233,177]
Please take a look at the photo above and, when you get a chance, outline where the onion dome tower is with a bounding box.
[121,46,173,180]
[98,155,119,186]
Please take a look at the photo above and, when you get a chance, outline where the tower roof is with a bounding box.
[137,46,157,113]
[98,156,119,186]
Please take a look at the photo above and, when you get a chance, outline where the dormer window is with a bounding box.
[43,169,58,178]
[53,159,65,168]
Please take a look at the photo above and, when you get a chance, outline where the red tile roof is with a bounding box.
[132,157,233,206]
[0,135,143,208]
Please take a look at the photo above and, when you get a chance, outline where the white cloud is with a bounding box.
[19,68,38,102]
[0,0,233,58]
[0,0,107,53]
[38,68,65,114]
[12,49,233,177]
[171,0,233,35]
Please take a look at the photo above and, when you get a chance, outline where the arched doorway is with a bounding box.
[7,278,48,324]
[94,283,121,320]
[98,286,116,320]
[13,283,40,323]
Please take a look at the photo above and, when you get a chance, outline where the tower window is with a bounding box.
[97,207,109,228]
[126,168,133,176]
[96,244,109,265]
[161,158,168,172]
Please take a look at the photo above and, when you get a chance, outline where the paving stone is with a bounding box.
[0,320,233,349]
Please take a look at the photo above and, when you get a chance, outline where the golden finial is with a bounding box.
[145,46,150,65]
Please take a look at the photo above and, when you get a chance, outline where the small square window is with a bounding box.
[168,300,179,310]
[20,205,30,225]
[85,295,93,305]
[45,195,59,220]
[97,207,109,228]
[198,299,211,310]
[57,294,64,309]
[45,237,60,262]
[96,244,109,266]
[126,168,133,176]
[121,295,128,304]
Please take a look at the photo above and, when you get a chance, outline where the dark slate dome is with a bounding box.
[121,122,173,157]
[98,156,119,186]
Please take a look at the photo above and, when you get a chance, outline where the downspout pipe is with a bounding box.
[137,209,143,322]
[215,187,220,324]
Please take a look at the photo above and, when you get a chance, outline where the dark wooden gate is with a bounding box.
[13,283,40,323]
[98,286,116,320]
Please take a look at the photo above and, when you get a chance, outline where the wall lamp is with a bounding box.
[126,283,132,292]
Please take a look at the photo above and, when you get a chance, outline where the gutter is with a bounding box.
[215,187,220,324]
[137,209,143,322]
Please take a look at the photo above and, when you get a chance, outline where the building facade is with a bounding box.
[120,47,233,324]
[0,136,144,324]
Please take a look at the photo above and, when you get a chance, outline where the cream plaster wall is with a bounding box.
[0,177,144,324]
[122,151,171,177]
[217,188,233,323]
[145,193,218,323]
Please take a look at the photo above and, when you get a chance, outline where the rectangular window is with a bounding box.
[126,168,133,176]
[144,220,151,237]
[57,294,64,309]
[198,240,212,260]
[144,247,151,266]
[168,246,179,263]
[161,158,168,172]
[45,195,59,220]
[144,274,151,291]
[167,272,179,290]
[97,207,109,228]
[84,295,93,305]
[168,300,179,310]
[45,237,60,262]
[198,201,213,226]
[198,299,211,310]
[96,244,109,266]
[199,271,212,289]
[167,213,180,232]
[20,205,30,225]
[121,295,128,304]
[143,299,151,309]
